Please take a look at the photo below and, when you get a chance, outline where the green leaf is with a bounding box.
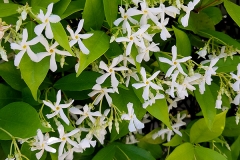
[190,110,227,143]
[19,54,50,100]
[0,102,41,140]
[105,41,123,59]
[195,146,227,160]
[202,7,222,25]
[216,56,240,73]
[223,116,240,137]
[198,30,240,50]
[22,87,40,106]
[92,142,155,160]
[194,84,216,129]
[0,61,26,91]
[82,0,105,31]
[0,3,20,17]
[146,98,171,129]
[173,26,191,57]
[224,0,240,27]
[53,0,71,16]
[54,71,101,91]
[163,130,189,147]
[196,0,223,11]
[138,141,162,159]
[166,142,194,160]
[181,12,215,33]
[231,135,240,160]
[103,0,118,28]
[31,0,60,8]
[0,84,21,109]
[51,22,74,55]
[110,87,145,141]
[61,0,85,19]
[76,31,110,76]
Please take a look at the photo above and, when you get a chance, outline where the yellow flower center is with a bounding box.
[56,106,60,110]
[49,49,54,54]
[174,61,177,65]
[129,36,133,41]
[123,15,127,19]
[23,45,27,49]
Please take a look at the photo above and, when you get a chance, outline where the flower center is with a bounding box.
[45,18,49,23]
[56,106,60,110]
[123,15,127,19]
[109,68,113,72]
[49,49,54,54]
[23,45,27,49]
[143,10,148,14]
[146,81,149,85]
[75,35,79,39]
[61,137,66,141]
[129,36,133,41]
[173,61,177,65]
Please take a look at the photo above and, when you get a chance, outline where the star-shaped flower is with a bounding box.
[43,90,74,125]
[34,3,61,39]
[159,45,191,77]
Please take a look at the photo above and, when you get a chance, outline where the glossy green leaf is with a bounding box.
[163,130,189,147]
[202,7,222,25]
[216,56,240,73]
[92,142,155,160]
[190,110,227,143]
[51,22,74,55]
[0,61,26,91]
[53,0,71,16]
[0,84,21,109]
[54,71,101,91]
[166,142,194,160]
[224,0,240,27]
[0,3,20,17]
[19,54,50,100]
[0,102,41,140]
[223,116,240,137]
[61,0,86,19]
[105,41,123,59]
[31,0,60,8]
[182,12,215,33]
[138,141,162,159]
[103,0,118,28]
[195,0,223,11]
[231,135,240,160]
[82,0,104,31]
[146,98,171,129]
[76,31,110,76]
[194,85,216,129]
[198,30,240,50]
[173,26,191,57]
[195,146,227,160]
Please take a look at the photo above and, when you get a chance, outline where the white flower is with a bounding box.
[167,97,181,112]
[230,64,240,91]
[96,56,128,88]
[124,68,139,87]
[156,18,171,41]
[202,58,219,85]
[67,19,93,54]
[88,84,114,106]
[37,36,72,72]
[11,28,40,66]
[126,133,139,144]
[43,90,74,125]
[114,6,141,33]
[165,70,179,98]
[69,104,101,125]
[158,3,180,19]
[181,0,200,27]
[197,46,207,59]
[34,3,61,39]
[136,42,160,63]
[56,125,80,157]
[176,73,201,99]
[159,45,191,77]
[115,24,149,56]
[121,102,144,132]
[132,67,162,100]
[232,90,240,105]
[31,129,60,160]
[0,46,8,61]
[152,122,185,141]
[142,92,164,109]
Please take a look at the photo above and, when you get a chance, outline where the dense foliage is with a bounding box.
[0,0,240,159]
